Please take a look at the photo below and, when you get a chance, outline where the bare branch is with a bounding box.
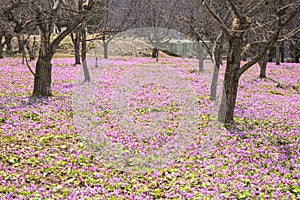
[246,0,266,17]
[238,28,280,77]
[201,0,230,38]
[227,0,244,19]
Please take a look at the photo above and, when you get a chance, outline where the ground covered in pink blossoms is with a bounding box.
[0,57,299,199]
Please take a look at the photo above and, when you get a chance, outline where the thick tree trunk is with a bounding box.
[81,27,90,82]
[210,33,224,101]
[33,32,53,97]
[258,51,269,78]
[33,53,53,97]
[218,37,243,124]
[275,43,281,65]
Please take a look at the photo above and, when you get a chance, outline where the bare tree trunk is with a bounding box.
[293,42,300,63]
[218,36,243,124]
[275,43,281,65]
[102,31,109,59]
[0,34,4,59]
[258,50,269,78]
[33,55,53,96]
[197,46,204,72]
[33,32,53,97]
[103,39,108,59]
[17,36,25,54]
[0,46,3,59]
[5,34,13,53]
[71,31,81,65]
[22,41,26,65]
[95,57,99,67]
[75,32,81,64]
[81,26,90,82]
[210,33,224,101]
[31,37,37,60]
[26,36,37,61]
[152,48,159,62]
[296,50,300,63]
[210,64,220,101]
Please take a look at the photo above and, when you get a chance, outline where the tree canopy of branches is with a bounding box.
[200,0,300,124]
[0,0,104,97]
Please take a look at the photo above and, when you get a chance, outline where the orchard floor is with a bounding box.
[0,57,299,199]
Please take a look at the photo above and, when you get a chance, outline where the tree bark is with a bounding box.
[22,41,26,65]
[103,40,108,59]
[152,48,159,62]
[71,31,81,65]
[33,32,53,97]
[258,50,269,78]
[30,0,88,97]
[197,46,204,72]
[275,42,281,65]
[32,37,37,60]
[101,31,109,59]
[95,57,99,67]
[81,26,90,82]
[26,37,37,61]
[0,34,4,59]
[295,49,300,63]
[291,42,300,63]
[17,36,25,54]
[5,34,13,53]
[210,33,224,101]
[218,36,242,124]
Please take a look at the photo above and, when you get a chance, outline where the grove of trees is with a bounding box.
[0,0,299,124]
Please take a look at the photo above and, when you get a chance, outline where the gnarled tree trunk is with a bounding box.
[218,36,243,124]
[218,17,251,124]
[33,32,53,97]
